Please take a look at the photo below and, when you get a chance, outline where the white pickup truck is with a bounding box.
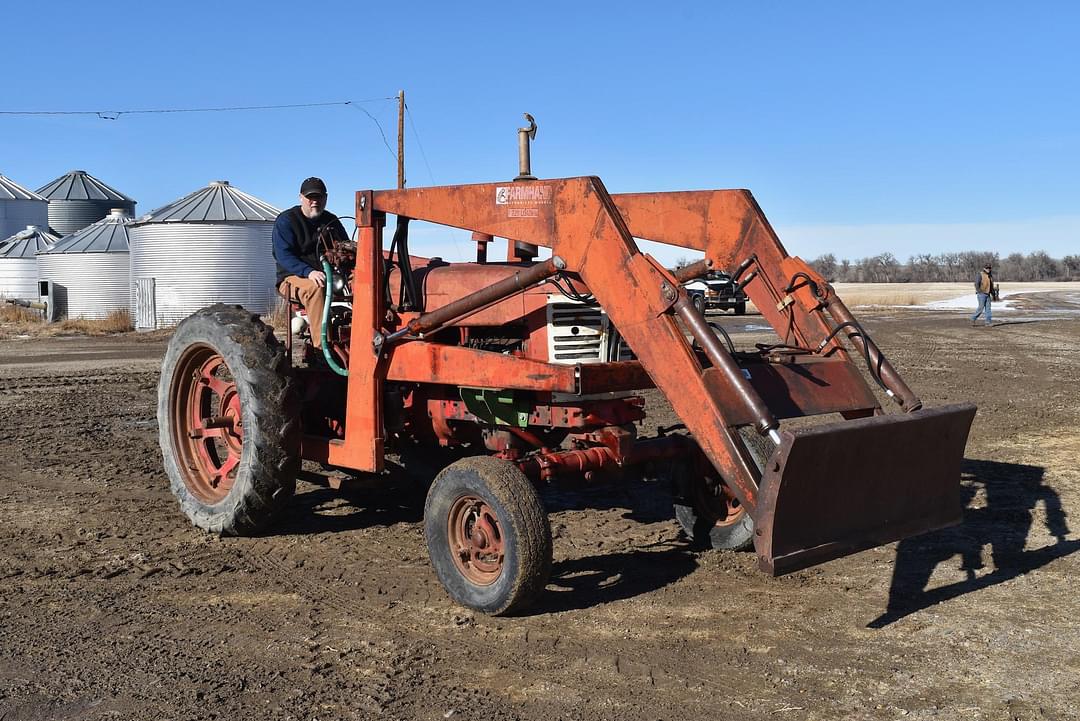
[683,270,748,315]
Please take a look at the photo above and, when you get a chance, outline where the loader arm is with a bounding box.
[614,190,833,350]
[370,177,976,574]
[611,190,922,411]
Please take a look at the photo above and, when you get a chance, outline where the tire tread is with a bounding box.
[158,304,299,536]
[424,456,552,615]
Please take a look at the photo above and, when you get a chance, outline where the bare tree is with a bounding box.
[873,253,900,282]
[825,250,1072,282]
[1063,255,1080,280]
[939,253,961,281]
[1024,251,1060,280]
[1000,253,1026,281]
[907,254,937,282]
[810,253,838,280]
[839,259,852,282]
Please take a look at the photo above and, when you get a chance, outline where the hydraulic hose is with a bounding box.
[320,257,349,377]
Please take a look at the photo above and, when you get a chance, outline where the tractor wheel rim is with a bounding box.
[693,472,744,529]
[171,344,243,504]
[447,495,505,586]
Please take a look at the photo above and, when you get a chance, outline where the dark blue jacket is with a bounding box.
[272,206,348,285]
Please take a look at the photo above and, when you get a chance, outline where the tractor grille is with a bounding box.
[546,299,634,364]
[548,302,605,363]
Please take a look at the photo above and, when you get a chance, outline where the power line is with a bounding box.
[3,93,461,252]
[0,98,395,120]
[0,96,401,165]
[2,94,401,171]
[347,104,397,162]
[404,102,464,258]
[404,103,438,186]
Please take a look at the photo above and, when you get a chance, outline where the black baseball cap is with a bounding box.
[300,177,327,197]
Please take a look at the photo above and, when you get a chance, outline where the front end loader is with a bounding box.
[157,128,975,615]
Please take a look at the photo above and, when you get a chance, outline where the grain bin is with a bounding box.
[0,225,59,301]
[36,209,133,319]
[0,174,49,242]
[128,181,280,330]
[35,170,137,236]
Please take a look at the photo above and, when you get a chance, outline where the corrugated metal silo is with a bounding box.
[0,174,49,242]
[128,181,281,329]
[0,225,59,301]
[35,170,137,236]
[36,208,133,319]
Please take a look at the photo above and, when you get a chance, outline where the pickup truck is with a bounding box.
[683,270,747,315]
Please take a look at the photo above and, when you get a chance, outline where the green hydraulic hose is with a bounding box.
[319,257,349,377]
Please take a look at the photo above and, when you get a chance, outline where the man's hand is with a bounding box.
[307,269,326,288]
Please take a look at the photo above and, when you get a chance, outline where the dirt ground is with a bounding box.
[1,290,1078,721]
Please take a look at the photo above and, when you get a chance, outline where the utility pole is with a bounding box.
[397,90,405,189]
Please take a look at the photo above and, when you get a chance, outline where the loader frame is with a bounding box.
[298,177,975,575]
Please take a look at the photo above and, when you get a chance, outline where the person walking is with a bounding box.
[971,263,994,327]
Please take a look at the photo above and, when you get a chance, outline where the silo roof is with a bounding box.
[0,173,46,202]
[41,209,133,254]
[133,181,280,225]
[35,170,135,203]
[0,226,60,258]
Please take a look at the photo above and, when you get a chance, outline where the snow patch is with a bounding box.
[923,289,1050,311]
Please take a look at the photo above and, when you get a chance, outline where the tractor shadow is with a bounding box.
[273,461,677,538]
[529,474,694,614]
[540,469,677,523]
[531,541,699,615]
[868,458,1078,628]
[273,466,425,536]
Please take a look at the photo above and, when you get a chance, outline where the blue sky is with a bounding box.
[2,1,1077,265]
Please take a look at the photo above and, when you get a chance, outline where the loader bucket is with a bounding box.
[753,403,977,575]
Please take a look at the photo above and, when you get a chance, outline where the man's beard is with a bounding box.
[303,207,324,220]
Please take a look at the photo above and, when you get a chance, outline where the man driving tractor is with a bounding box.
[273,176,349,348]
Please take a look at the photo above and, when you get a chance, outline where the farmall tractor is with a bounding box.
[158,125,975,615]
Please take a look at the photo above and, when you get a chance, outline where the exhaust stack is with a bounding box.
[515,113,537,181]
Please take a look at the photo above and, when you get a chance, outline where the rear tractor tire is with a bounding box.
[158,304,300,535]
[424,456,553,615]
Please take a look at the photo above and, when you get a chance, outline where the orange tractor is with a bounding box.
[158,128,975,615]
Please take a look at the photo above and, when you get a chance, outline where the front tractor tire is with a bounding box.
[424,456,553,615]
[670,430,774,552]
[158,304,300,535]
[671,456,755,551]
